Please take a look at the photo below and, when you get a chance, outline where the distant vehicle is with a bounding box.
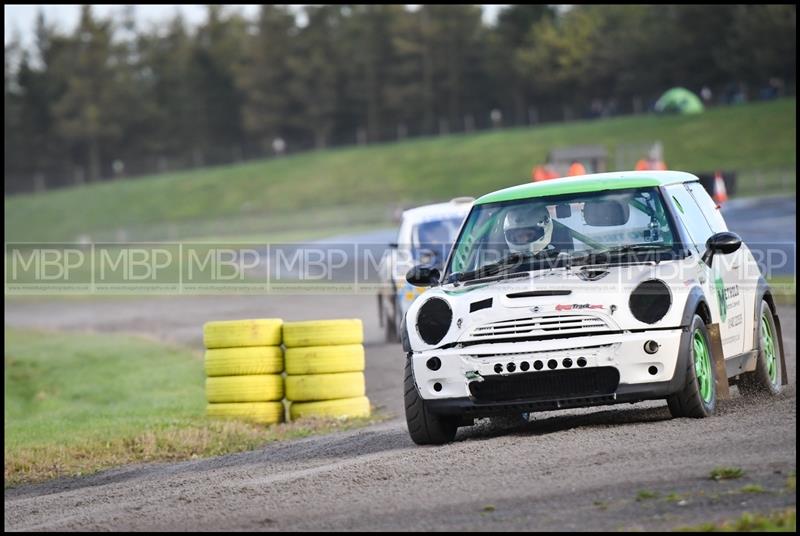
[402,171,786,445]
[378,198,473,343]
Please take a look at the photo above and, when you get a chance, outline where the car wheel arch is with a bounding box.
[680,286,711,326]
[695,300,712,325]
[752,277,788,386]
[400,312,411,354]
[667,286,711,394]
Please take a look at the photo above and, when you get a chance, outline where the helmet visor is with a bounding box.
[505,225,545,246]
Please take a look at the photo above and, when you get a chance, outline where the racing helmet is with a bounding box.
[503,204,553,254]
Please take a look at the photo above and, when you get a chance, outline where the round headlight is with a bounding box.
[629,279,671,324]
[416,297,452,345]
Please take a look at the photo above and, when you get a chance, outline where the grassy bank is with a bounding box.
[5,98,796,243]
[4,328,380,486]
[768,275,797,306]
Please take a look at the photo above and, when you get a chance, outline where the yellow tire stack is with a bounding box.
[203,319,285,424]
[283,319,371,420]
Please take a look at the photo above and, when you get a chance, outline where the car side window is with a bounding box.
[665,184,714,253]
[686,181,728,233]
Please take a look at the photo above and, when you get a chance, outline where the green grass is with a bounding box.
[709,467,745,481]
[768,276,797,306]
[5,98,796,243]
[665,492,686,503]
[636,489,660,501]
[676,508,796,532]
[4,328,381,486]
[735,169,797,198]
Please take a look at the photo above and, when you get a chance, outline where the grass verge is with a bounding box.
[675,508,796,532]
[767,275,797,306]
[4,328,382,487]
[709,467,745,481]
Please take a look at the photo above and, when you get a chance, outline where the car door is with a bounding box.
[666,183,745,357]
[685,181,754,351]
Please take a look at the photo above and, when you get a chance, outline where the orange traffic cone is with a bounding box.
[713,171,728,204]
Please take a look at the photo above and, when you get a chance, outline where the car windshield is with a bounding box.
[445,187,682,282]
[412,217,465,266]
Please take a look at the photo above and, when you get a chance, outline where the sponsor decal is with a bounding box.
[722,333,741,346]
[724,284,740,300]
[714,278,741,323]
[556,303,603,311]
[727,313,743,329]
[714,276,727,322]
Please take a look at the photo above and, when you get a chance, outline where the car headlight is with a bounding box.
[629,279,671,324]
[416,297,452,345]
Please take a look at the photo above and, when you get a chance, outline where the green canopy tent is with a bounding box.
[654,87,705,114]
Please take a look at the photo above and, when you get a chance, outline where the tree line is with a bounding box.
[4,4,795,194]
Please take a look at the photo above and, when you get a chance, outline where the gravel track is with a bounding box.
[4,195,797,530]
[4,293,796,531]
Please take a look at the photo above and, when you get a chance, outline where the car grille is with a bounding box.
[466,313,612,342]
[469,367,620,403]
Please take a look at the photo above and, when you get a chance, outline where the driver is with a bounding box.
[503,204,554,255]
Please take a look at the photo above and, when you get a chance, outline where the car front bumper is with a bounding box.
[411,328,687,414]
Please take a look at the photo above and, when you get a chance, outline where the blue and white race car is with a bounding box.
[378,198,472,342]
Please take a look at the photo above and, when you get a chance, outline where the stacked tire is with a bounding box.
[204,319,285,424]
[283,319,371,421]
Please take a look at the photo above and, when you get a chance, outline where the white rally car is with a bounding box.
[402,171,786,445]
[378,198,472,342]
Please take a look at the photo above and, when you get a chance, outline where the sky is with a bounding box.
[5,5,508,48]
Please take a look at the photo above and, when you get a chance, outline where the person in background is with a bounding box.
[635,146,667,171]
[531,164,559,182]
[567,161,587,176]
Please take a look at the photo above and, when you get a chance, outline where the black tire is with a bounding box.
[404,359,458,445]
[384,300,397,343]
[738,299,782,396]
[381,291,399,343]
[393,295,404,344]
[667,314,717,418]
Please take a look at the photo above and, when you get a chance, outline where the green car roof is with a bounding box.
[475,171,699,205]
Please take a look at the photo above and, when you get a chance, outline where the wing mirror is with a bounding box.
[701,232,742,266]
[406,264,440,287]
